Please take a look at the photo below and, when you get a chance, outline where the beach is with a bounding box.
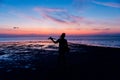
[0,41,120,80]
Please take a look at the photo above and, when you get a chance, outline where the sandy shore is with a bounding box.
[0,41,120,80]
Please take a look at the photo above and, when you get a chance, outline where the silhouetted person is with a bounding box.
[48,33,69,55]
[48,33,69,65]
[48,33,69,79]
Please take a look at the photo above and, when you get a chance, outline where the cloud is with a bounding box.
[10,7,106,30]
[67,27,81,30]
[42,14,68,24]
[33,7,120,29]
[34,7,66,13]
[0,25,14,32]
[0,25,12,28]
[9,8,69,25]
[93,28,110,31]
[41,12,86,25]
[34,7,72,24]
[69,15,84,22]
[33,7,97,26]
[13,27,19,29]
[32,7,71,24]
[93,1,120,8]
[0,25,20,30]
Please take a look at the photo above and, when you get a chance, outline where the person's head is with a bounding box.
[60,33,66,39]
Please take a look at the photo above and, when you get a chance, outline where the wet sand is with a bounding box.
[0,41,120,80]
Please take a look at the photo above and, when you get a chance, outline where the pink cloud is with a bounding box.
[34,7,87,25]
[70,15,84,22]
[34,7,66,13]
[34,7,113,28]
[65,14,95,25]
[38,11,94,26]
[0,25,20,31]
[34,7,71,24]
[0,25,14,32]
[33,7,71,24]
[93,28,110,31]
[41,12,87,25]
[67,27,81,30]
[0,25,12,28]
[42,14,68,24]
[93,1,120,8]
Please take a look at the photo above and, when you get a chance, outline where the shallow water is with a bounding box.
[0,41,59,71]
[0,36,120,48]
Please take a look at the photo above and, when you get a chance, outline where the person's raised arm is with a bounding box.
[48,37,59,43]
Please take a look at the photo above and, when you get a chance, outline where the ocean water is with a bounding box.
[0,36,120,48]
[68,36,120,48]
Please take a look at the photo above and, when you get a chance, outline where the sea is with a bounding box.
[0,35,120,48]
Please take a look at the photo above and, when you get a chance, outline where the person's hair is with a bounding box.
[60,33,65,39]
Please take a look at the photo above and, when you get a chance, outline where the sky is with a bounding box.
[0,0,120,35]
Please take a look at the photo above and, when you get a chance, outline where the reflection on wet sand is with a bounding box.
[0,41,59,70]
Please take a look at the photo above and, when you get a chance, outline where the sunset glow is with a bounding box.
[0,0,120,36]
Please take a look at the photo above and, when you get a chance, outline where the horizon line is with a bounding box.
[0,33,120,37]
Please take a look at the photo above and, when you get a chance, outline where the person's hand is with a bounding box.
[48,37,53,40]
